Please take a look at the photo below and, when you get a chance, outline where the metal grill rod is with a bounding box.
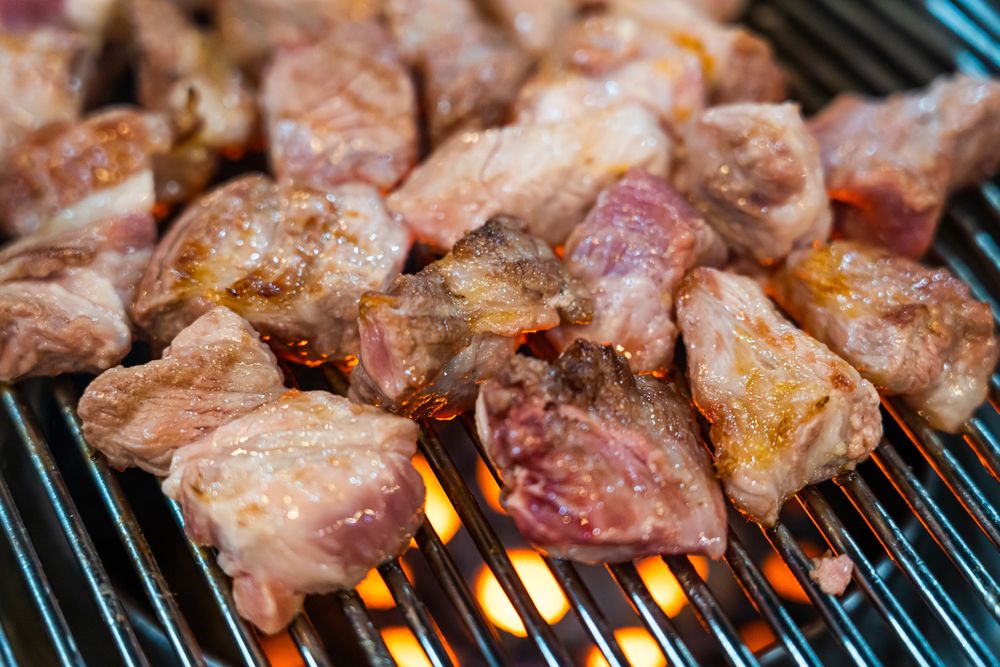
[335,591,394,666]
[963,419,1000,481]
[377,559,454,667]
[52,383,206,667]
[1,385,149,667]
[0,617,15,667]
[288,616,333,667]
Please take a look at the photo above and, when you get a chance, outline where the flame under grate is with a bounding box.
[2,1,1000,666]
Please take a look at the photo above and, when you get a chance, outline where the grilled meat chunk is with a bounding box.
[476,340,727,562]
[351,217,593,418]
[809,553,853,596]
[388,105,670,249]
[548,169,725,373]
[385,0,531,145]
[809,75,1000,258]
[675,103,831,264]
[482,0,574,54]
[133,175,409,363]
[262,26,418,192]
[0,107,171,236]
[0,214,155,381]
[677,268,882,525]
[78,307,286,475]
[163,389,424,634]
[774,242,999,432]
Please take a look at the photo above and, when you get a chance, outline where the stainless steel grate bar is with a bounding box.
[963,419,1000,480]
[377,559,454,667]
[51,383,206,667]
[0,385,148,667]
[288,616,333,667]
[335,591,394,666]
[0,617,15,667]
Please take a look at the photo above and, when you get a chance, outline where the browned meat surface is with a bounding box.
[601,0,746,22]
[608,0,784,104]
[677,267,882,525]
[0,0,116,36]
[774,242,999,432]
[216,0,379,68]
[388,105,670,249]
[133,175,409,363]
[78,307,286,475]
[384,0,531,144]
[261,25,418,192]
[675,103,831,264]
[132,0,256,203]
[351,217,593,418]
[163,389,424,634]
[548,169,725,373]
[0,214,155,381]
[809,553,853,596]
[482,0,574,54]
[476,340,727,563]
[0,28,89,163]
[809,75,1000,259]
[0,107,171,236]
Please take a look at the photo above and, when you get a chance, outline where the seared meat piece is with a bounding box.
[0,107,171,236]
[0,28,89,162]
[133,175,409,363]
[351,217,593,419]
[0,0,116,37]
[482,0,574,54]
[262,25,418,192]
[132,0,256,203]
[388,105,670,249]
[163,389,424,634]
[0,214,155,381]
[809,553,853,596]
[476,340,727,562]
[78,307,286,475]
[384,0,531,144]
[773,242,999,432]
[548,169,725,373]
[677,268,882,525]
[610,0,784,104]
[216,0,379,68]
[675,103,831,264]
[809,75,1000,258]
[601,0,746,22]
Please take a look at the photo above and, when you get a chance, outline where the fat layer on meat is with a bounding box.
[351,216,593,419]
[674,102,831,264]
[262,25,418,192]
[476,339,727,562]
[132,174,410,363]
[481,0,574,55]
[388,105,670,249]
[163,389,424,634]
[774,242,997,432]
[78,307,286,475]
[809,74,1000,259]
[677,267,883,525]
[0,214,156,381]
[0,107,171,236]
[548,169,725,373]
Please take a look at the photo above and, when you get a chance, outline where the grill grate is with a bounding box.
[1,0,999,665]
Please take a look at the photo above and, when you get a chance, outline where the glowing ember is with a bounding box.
[762,541,821,604]
[259,631,305,667]
[476,459,505,514]
[586,627,666,667]
[381,625,459,667]
[355,561,414,610]
[412,454,461,544]
[635,556,710,618]
[739,619,776,653]
[475,549,569,636]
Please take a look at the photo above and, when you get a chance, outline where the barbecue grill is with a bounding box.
[2,0,999,665]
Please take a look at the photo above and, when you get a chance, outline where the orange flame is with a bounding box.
[635,556,710,618]
[586,627,666,667]
[475,550,569,636]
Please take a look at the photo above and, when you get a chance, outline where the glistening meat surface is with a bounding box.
[351,216,593,418]
[677,267,882,525]
[78,307,286,475]
[163,389,424,634]
[476,340,727,563]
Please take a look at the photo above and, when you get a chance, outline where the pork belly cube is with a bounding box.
[774,242,999,432]
[548,169,725,373]
[351,216,593,419]
[78,307,286,475]
[262,26,418,192]
[384,0,531,144]
[809,75,1000,259]
[0,214,155,381]
[163,389,424,634]
[0,107,171,236]
[677,267,883,525]
[476,340,727,563]
[0,28,89,163]
[388,105,670,249]
[132,175,410,363]
[675,103,831,264]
